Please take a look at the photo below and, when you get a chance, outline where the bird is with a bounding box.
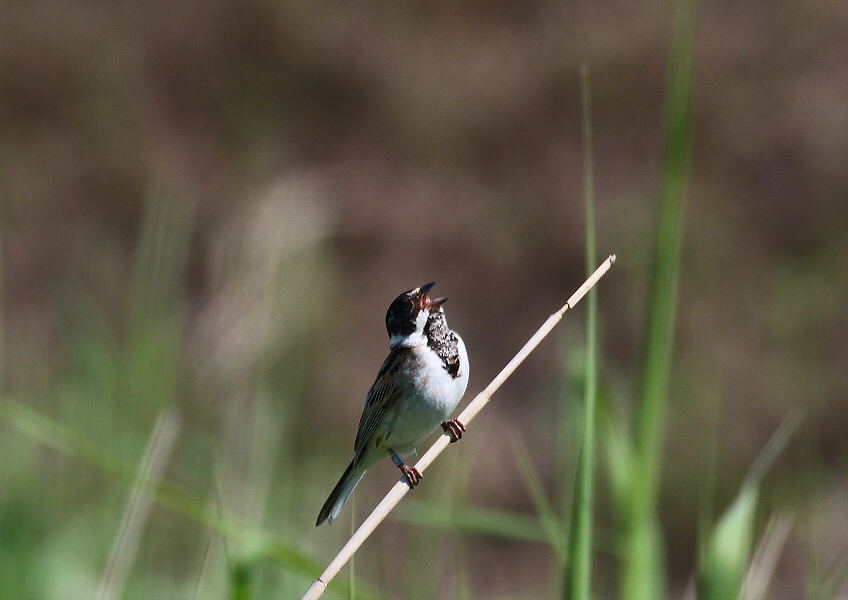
[316,282,469,526]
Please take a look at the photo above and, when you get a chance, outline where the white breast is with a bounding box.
[379,336,469,456]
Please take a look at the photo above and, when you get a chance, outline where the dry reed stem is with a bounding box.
[301,255,616,600]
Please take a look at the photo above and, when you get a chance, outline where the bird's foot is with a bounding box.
[400,463,422,488]
[441,418,466,443]
[391,451,422,488]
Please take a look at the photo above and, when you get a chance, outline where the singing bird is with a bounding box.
[316,282,469,526]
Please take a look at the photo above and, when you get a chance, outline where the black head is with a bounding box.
[385,282,440,339]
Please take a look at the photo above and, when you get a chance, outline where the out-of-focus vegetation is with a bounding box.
[1,1,845,599]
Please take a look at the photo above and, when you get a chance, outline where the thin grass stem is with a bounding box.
[622,0,696,595]
[563,62,598,600]
[741,512,793,600]
[97,409,182,600]
[512,436,568,563]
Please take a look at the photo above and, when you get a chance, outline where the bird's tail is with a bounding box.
[316,457,366,526]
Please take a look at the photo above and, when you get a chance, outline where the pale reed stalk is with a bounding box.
[301,255,616,600]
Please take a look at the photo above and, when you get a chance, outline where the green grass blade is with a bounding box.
[563,63,597,600]
[597,384,634,522]
[697,394,721,565]
[350,507,357,600]
[697,412,800,600]
[621,0,697,596]
[512,438,568,563]
[230,560,253,600]
[0,205,4,390]
[397,500,552,545]
[698,481,759,600]
[0,398,356,594]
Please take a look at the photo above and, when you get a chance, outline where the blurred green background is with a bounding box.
[1,1,845,599]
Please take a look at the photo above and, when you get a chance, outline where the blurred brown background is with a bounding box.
[1,1,846,598]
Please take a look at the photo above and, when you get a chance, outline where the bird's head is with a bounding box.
[385,282,448,346]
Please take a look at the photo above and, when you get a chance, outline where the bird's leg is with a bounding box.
[390,450,422,488]
[441,418,466,443]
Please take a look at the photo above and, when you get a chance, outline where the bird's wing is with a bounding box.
[353,346,410,455]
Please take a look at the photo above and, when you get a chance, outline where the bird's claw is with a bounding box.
[441,418,466,443]
[400,464,422,488]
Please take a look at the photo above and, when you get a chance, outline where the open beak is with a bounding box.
[429,296,448,309]
[418,282,436,310]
